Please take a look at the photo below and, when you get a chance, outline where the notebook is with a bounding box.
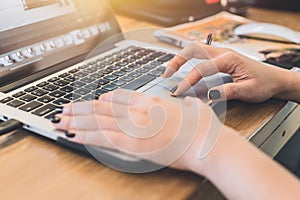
[0,0,229,171]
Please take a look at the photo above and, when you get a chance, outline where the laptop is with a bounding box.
[0,0,229,172]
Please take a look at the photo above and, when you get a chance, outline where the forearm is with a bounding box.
[274,69,300,103]
[192,127,300,200]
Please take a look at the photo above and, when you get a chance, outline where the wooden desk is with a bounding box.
[0,8,299,200]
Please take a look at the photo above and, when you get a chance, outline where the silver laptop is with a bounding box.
[0,0,229,171]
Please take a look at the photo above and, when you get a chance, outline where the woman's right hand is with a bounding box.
[163,43,297,103]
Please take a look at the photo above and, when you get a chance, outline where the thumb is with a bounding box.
[208,83,242,102]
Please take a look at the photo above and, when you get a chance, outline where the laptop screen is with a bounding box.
[0,0,122,91]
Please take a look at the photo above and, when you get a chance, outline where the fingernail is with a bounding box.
[65,131,76,138]
[50,117,61,124]
[170,85,178,94]
[55,106,64,114]
[208,90,221,100]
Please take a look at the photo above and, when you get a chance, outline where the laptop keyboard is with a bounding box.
[0,46,174,120]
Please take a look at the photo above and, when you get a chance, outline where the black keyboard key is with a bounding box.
[104,75,118,81]
[60,85,74,93]
[54,80,69,87]
[12,91,26,98]
[112,71,126,77]
[149,69,163,77]
[122,75,155,90]
[95,89,108,96]
[48,77,59,82]
[49,90,66,98]
[108,65,120,70]
[52,98,71,105]
[104,68,113,74]
[89,73,103,79]
[64,93,81,101]
[74,88,90,95]
[120,76,134,82]
[64,76,76,82]
[95,79,109,86]
[74,71,88,78]
[20,94,37,102]
[144,64,157,69]
[38,96,55,103]
[82,94,97,101]
[69,68,79,73]
[58,72,70,78]
[43,84,59,91]
[31,89,48,96]
[129,72,142,78]
[0,97,14,104]
[121,67,134,72]
[157,54,174,62]
[136,68,149,73]
[72,81,86,88]
[19,101,43,112]
[157,66,166,71]
[32,104,57,116]
[111,80,126,86]
[81,77,96,83]
[84,83,98,90]
[24,86,38,92]
[115,62,128,67]
[7,100,25,107]
[128,63,141,69]
[36,81,49,87]
[102,84,118,91]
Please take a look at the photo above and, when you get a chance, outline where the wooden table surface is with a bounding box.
[0,7,299,200]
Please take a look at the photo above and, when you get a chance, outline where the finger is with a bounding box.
[172,52,238,96]
[52,114,121,132]
[208,82,251,102]
[163,43,230,78]
[61,100,127,117]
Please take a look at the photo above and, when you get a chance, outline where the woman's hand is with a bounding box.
[52,89,225,173]
[163,43,296,103]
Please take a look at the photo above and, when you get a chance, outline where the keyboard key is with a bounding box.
[122,75,155,90]
[54,80,69,87]
[36,81,49,87]
[111,80,126,86]
[108,65,120,70]
[69,68,79,73]
[72,81,86,88]
[89,73,103,79]
[43,84,59,91]
[136,68,149,73]
[19,101,43,112]
[24,86,38,92]
[12,91,26,98]
[120,76,134,82]
[49,90,66,98]
[45,112,57,120]
[48,77,59,82]
[0,97,14,104]
[95,89,108,96]
[52,98,71,105]
[32,104,57,116]
[129,72,142,78]
[112,71,126,77]
[64,93,81,101]
[31,89,48,96]
[58,72,70,78]
[82,94,97,101]
[80,77,95,83]
[121,67,134,72]
[84,83,98,90]
[157,54,174,62]
[74,71,88,78]
[95,79,109,86]
[64,76,76,82]
[7,100,25,107]
[149,69,163,77]
[102,84,118,91]
[20,94,37,102]
[104,75,118,81]
[60,85,74,93]
[74,88,90,95]
[38,96,55,103]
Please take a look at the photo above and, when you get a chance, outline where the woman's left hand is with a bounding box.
[52,89,224,173]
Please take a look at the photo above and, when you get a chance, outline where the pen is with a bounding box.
[170,33,213,95]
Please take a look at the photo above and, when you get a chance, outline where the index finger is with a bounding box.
[163,43,230,78]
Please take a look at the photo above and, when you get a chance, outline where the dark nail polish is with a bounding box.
[50,117,61,124]
[65,131,76,138]
[170,85,178,94]
[55,106,64,114]
[209,90,221,100]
